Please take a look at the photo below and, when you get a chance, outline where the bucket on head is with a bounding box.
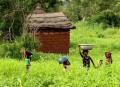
[78,44,94,50]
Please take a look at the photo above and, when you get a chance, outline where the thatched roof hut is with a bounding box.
[26,5,75,54]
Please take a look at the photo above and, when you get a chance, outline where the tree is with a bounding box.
[0,0,64,39]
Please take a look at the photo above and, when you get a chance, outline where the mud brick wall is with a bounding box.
[35,30,70,54]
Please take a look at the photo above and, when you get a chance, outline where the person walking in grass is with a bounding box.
[25,48,33,72]
[58,56,70,71]
[79,48,96,70]
[105,51,112,64]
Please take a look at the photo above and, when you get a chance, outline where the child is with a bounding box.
[79,49,96,69]
[25,57,31,72]
[105,51,112,64]
[58,56,70,71]
[25,48,33,72]
[25,48,33,62]
[96,60,103,68]
[99,60,103,66]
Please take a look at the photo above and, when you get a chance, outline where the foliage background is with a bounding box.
[0,0,120,86]
[0,22,120,86]
[0,0,120,38]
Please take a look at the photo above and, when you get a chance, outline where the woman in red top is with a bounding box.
[105,51,112,64]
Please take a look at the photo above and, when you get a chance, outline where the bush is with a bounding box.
[103,29,117,35]
[21,35,39,51]
[89,10,120,28]
[0,35,39,59]
[63,3,81,22]
[97,33,104,38]
[0,43,21,58]
[110,41,120,51]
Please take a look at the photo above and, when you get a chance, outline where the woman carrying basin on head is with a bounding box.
[78,44,96,69]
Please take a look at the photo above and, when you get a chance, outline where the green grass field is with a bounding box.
[0,22,120,87]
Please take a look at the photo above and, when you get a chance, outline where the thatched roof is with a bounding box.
[32,4,45,14]
[26,7,75,31]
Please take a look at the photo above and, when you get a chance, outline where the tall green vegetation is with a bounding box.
[1,0,120,38]
[0,35,38,58]
[0,22,120,86]
[65,0,120,27]
[0,0,120,56]
[0,0,63,38]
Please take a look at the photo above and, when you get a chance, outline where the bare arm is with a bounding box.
[90,57,96,68]
[78,45,84,58]
[80,52,84,58]
[111,58,113,64]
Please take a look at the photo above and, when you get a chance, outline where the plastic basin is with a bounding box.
[78,44,94,50]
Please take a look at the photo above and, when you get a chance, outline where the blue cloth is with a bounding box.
[58,56,68,64]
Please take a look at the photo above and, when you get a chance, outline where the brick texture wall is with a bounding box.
[35,30,70,54]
